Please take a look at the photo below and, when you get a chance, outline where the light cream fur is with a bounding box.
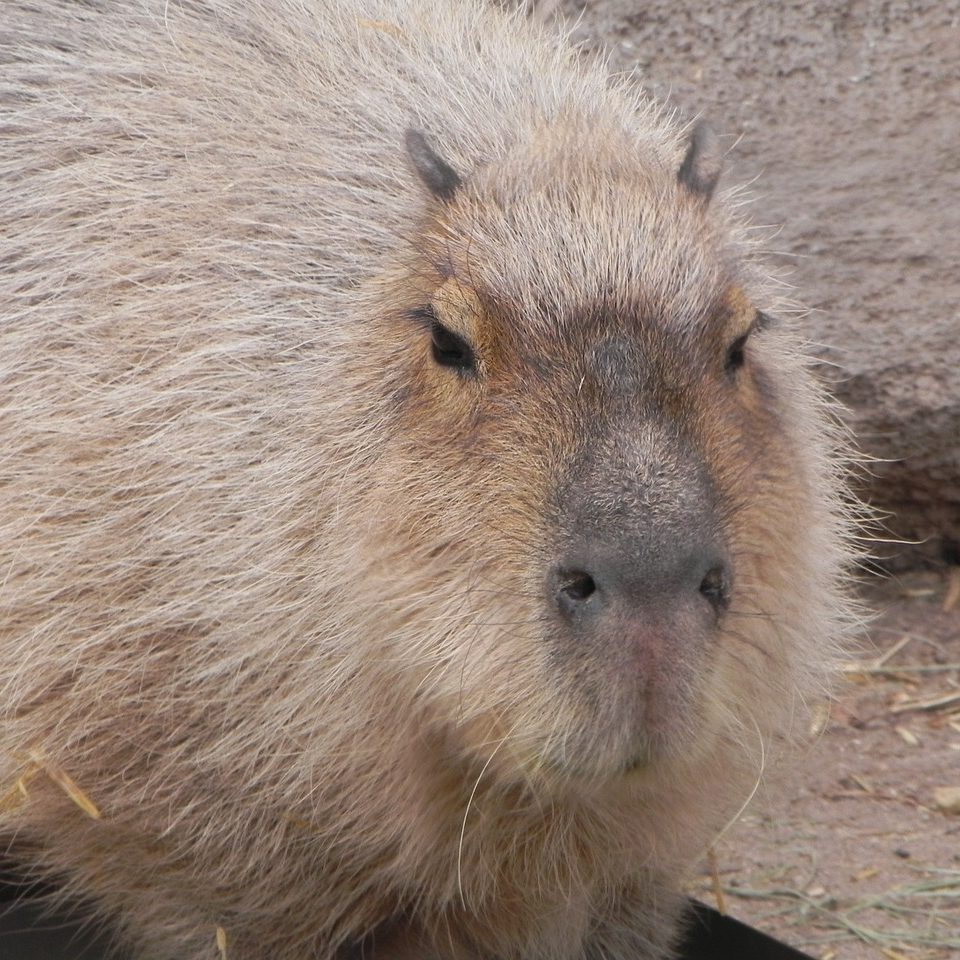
[0,1,859,958]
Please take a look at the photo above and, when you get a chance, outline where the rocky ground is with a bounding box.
[530,3,960,957]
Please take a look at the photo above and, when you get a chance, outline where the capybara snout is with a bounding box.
[550,428,732,624]
[549,427,734,729]
[550,540,731,627]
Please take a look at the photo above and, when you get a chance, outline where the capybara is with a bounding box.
[0,1,858,957]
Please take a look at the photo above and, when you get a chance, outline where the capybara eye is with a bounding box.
[725,332,750,376]
[430,320,476,374]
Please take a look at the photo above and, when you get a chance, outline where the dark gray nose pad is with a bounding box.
[552,550,731,621]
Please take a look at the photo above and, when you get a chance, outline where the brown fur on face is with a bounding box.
[0,1,858,958]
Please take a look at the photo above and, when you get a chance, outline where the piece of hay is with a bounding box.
[27,750,101,820]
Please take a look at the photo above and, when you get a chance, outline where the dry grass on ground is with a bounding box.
[692,571,960,960]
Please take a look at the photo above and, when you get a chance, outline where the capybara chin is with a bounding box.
[0,0,858,957]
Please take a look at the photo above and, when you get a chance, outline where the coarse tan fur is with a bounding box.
[0,1,858,958]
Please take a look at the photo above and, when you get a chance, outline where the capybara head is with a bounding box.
[342,121,852,791]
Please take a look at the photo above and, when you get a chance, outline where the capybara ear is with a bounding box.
[405,129,463,202]
[677,120,722,202]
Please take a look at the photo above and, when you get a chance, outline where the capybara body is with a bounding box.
[0,1,856,957]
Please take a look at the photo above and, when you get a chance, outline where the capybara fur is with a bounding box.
[0,1,858,958]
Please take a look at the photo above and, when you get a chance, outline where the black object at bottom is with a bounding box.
[0,897,122,960]
[1,877,813,960]
[677,899,815,959]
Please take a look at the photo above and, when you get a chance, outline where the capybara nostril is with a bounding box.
[555,568,599,616]
[698,563,731,614]
[554,543,731,623]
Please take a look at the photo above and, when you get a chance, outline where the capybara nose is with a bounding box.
[553,547,731,620]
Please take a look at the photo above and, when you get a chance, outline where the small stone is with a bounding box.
[895,725,920,746]
[934,787,960,815]
[894,848,911,858]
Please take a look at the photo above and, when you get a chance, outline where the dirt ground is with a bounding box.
[533,2,960,957]
[697,572,960,960]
